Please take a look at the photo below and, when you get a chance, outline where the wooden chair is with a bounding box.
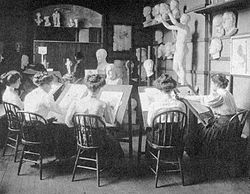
[2,102,21,162]
[72,114,106,187]
[216,109,249,176]
[17,111,48,180]
[145,110,187,188]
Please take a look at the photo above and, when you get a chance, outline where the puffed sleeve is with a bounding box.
[65,101,77,127]
[201,93,224,108]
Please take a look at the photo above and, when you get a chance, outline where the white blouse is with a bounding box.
[2,86,24,109]
[185,88,237,116]
[24,87,62,119]
[65,95,113,127]
[147,95,186,127]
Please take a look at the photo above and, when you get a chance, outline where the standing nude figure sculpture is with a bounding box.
[160,12,190,85]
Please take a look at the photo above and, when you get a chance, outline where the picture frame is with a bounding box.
[230,34,250,76]
[113,25,132,52]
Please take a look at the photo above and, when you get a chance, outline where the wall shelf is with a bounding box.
[191,0,247,14]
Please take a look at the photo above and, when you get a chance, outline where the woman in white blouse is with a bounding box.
[24,72,62,121]
[65,74,124,163]
[147,74,186,127]
[1,70,23,109]
[184,74,238,157]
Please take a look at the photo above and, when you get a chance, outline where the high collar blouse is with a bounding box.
[2,86,23,109]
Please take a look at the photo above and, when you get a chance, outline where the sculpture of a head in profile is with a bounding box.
[212,14,225,38]
[209,38,222,60]
[143,59,154,77]
[222,11,238,37]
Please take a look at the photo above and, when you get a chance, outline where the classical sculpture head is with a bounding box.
[143,6,151,18]
[170,0,179,11]
[143,59,154,77]
[152,4,161,24]
[155,30,163,44]
[212,14,225,38]
[106,63,117,80]
[222,11,238,36]
[136,48,147,62]
[180,14,190,25]
[209,38,222,60]
[159,3,170,21]
[96,49,107,64]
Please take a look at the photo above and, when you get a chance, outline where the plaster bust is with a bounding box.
[209,38,222,60]
[105,63,122,85]
[222,11,238,37]
[44,16,51,27]
[155,30,163,44]
[170,0,180,19]
[143,6,152,27]
[96,49,109,75]
[152,4,161,25]
[159,3,170,21]
[136,48,147,62]
[143,59,154,77]
[156,44,165,59]
[212,14,225,38]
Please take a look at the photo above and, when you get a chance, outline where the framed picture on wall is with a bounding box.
[230,34,250,76]
[113,25,132,52]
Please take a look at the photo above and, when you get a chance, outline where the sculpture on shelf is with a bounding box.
[52,9,60,27]
[209,38,222,60]
[74,19,78,28]
[143,6,152,27]
[34,12,43,26]
[136,48,148,81]
[21,55,29,70]
[44,16,51,27]
[96,49,109,75]
[152,4,161,25]
[143,59,154,78]
[105,63,122,85]
[155,30,163,44]
[212,14,225,38]
[222,11,238,37]
[160,12,191,85]
[68,18,75,27]
[65,58,73,74]
[159,3,170,22]
[170,0,180,19]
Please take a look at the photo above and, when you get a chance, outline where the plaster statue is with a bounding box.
[96,49,109,75]
[170,0,180,19]
[152,4,161,25]
[156,44,166,59]
[136,47,147,62]
[209,38,222,60]
[52,9,60,27]
[155,30,163,44]
[21,55,29,70]
[44,16,51,27]
[143,6,152,27]
[68,18,75,27]
[143,59,154,78]
[105,63,122,85]
[159,3,170,21]
[74,19,78,28]
[65,58,73,74]
[212,14,225,38]
[160,12,191,85]
[35,12,43,26]
[222,11,238,37]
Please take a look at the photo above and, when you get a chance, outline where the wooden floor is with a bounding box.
[1,135,250,194]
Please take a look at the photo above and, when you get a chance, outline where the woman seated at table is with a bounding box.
[65,74,124,163]
[1,70,23,109]
[146,74,186,146]
[184,73,237,157]
[24,72,75,159]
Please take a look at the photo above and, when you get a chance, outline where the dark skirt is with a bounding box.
[185,115,238,158]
